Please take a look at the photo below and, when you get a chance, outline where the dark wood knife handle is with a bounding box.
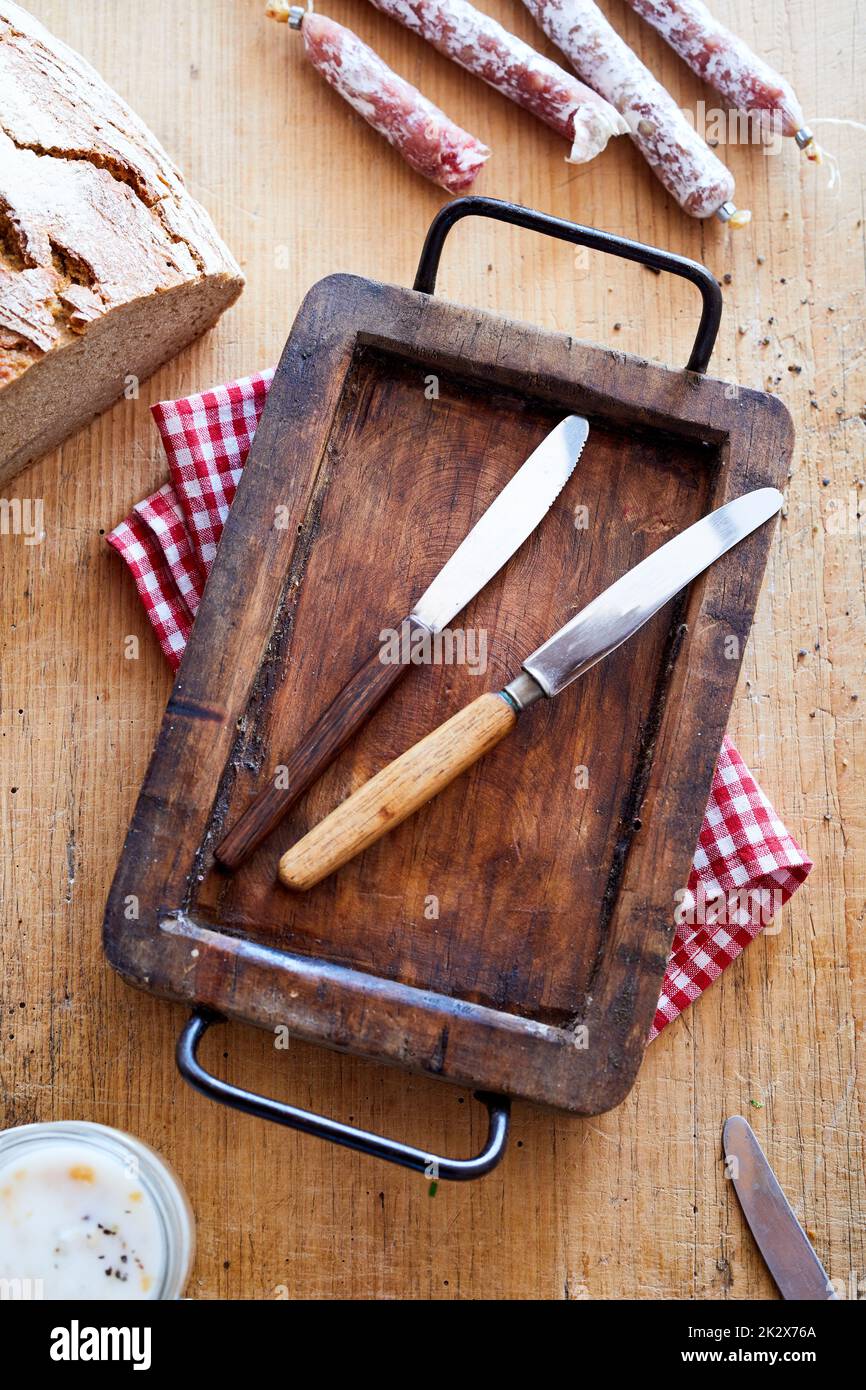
[214,624,420,870]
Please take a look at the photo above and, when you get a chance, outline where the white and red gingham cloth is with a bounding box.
[107,372,812,1040]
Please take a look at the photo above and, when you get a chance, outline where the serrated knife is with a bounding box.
[724,1115,837,1300]
[279,487,783,891]
[216,414,589,869]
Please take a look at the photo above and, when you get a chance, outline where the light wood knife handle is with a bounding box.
[279,692,517,891]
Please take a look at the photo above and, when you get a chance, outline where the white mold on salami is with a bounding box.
[626,0,816,155]
[522,0,743,219]
[272,7,490,192]
[367,0,628,164]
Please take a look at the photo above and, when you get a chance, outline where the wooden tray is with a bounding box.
[104,200,792,1178]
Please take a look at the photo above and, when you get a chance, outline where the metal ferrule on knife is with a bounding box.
[500,670,546,712]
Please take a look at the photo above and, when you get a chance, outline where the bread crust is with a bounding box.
[0,2,244,481]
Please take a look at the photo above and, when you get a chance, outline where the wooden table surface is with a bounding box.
[1,0,863,1300]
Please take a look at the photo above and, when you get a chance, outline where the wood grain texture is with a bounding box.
[216,633,416,870]
[0,0,862,1300]
[278,691,518,890]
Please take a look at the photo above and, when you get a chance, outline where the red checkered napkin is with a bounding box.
[107,372,812,1040]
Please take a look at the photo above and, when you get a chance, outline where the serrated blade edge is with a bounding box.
[410,415,589,634]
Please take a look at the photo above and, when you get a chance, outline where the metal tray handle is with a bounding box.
[177,1011,511,1181]
[414,195,723,374]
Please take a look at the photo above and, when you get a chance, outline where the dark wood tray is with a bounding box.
[104,201,792,1177]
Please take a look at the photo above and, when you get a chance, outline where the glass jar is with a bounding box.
[0,1120,195,1300]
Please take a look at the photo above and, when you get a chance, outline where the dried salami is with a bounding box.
[522,0,746,221]
[367,0,628,163]
[625,0,816,154]
[271,6,490,192]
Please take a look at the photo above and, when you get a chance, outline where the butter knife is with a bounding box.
[724,1115,837,1300]
[216,414,589,869]
[279,487,782,891]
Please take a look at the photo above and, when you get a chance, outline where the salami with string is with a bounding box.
[367,0,628,163]
[279,9,490,192]
[521,0,743,220]
[625,0,815,152]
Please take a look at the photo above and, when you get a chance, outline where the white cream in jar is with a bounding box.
[0,1121,194,1300]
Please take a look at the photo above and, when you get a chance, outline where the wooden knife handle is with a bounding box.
[279,692,517,891]
[215,632,420,870]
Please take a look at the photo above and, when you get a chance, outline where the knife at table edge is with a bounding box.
[214,414,589,870]
[277,488,783,892]
[723,1115,838,1300]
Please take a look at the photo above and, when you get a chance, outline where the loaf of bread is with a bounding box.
[0,3,244,485]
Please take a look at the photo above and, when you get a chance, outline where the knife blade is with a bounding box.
[410,414,589,633]
[279,487,782,891]
[723,1115,837,1300]
[216,414,589,870]
[523,488,779,695]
